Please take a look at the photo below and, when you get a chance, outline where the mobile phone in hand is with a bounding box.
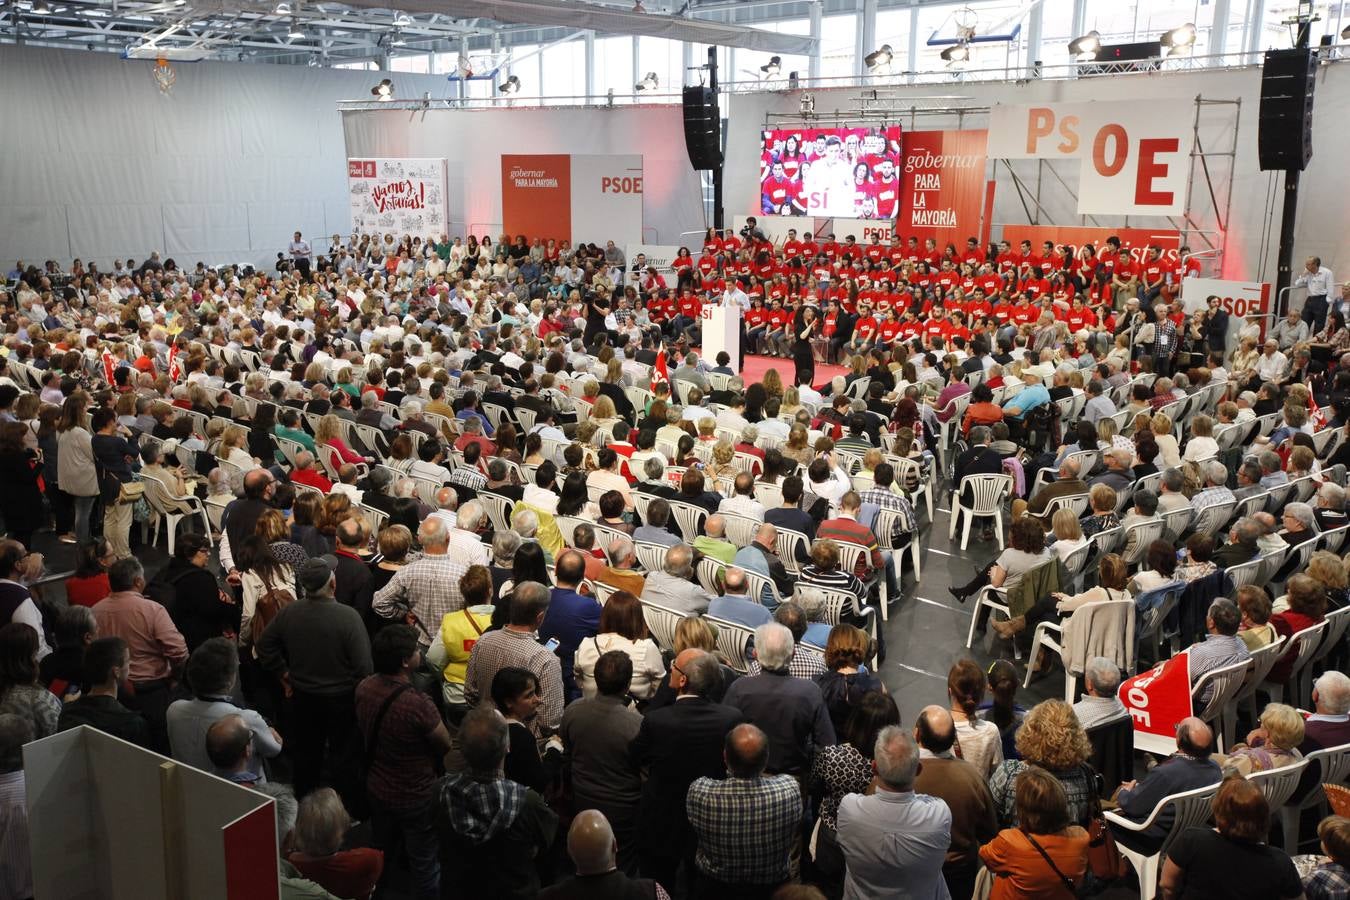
[543,637,561,653]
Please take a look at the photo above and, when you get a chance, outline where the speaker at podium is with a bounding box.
[700,302,741,375]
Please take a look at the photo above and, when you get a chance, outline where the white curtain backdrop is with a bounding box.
[0,43,446,268]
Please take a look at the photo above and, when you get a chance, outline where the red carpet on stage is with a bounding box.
[736,354,849,388]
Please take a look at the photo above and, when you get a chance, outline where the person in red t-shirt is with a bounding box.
[761,160,793,213]
[849,305,879,354]
[871,159,900,219]
[782,229,804,263]
[696,250,719,278]
[1140,245,1169,303]
[877,309,902,348]
[1039,241,1062,277]
[763,298,792,357]
[744,298,769,354]
[1113,251,1139,300]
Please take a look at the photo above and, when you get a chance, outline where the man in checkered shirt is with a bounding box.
[372,516,467,646]
[857,461,917,548]
[463,581,564,739]
[686,723,801,895]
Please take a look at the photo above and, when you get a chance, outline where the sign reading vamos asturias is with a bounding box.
[348,158,448,236]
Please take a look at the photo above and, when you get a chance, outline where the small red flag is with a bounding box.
[650,346,669,393]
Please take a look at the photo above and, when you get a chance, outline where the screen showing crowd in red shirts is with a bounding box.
[759,126,903,221]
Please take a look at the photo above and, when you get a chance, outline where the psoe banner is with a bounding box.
[1181,277,1273,346]
[501,154,644,246]
[986,102,1194,218]
[899,130,989,242]
[816,217,895,243]
[347,158,448,237]
[1119,651,1192,756]
[999,225,1181,267]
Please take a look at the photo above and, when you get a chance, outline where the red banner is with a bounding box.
[501,154,572,244]
[1118,651,1192,756]
[897,130,989,244]
[1000,224,1182,267]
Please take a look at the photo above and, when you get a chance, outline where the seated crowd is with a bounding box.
[0,231,1347,900]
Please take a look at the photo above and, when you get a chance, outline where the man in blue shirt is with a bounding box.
[1000,373,1051,421]
[540,550,601,703]
[708,569,773,629]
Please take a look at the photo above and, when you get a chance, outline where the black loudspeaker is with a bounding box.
[682,85,722,170]
[1259,47,1316,171]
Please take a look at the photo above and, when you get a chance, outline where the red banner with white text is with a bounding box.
[1000,225,1182,268]
[1118,651,1193,756]
[897,129,989,244]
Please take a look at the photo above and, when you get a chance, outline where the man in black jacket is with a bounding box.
[333,519,375,620]
[629,649,744,889]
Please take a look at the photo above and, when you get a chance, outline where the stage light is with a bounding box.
[800,92,815,115]
[393,11,412,26]
[288,18,304,39]
[635,71,658,91]
[273,1,290,13]
[940,43,969,64]
[1067,30,1101,61]
[371,78,393,100]
[498,74,521,94]
[864,44,893,71]
[760,55,782,76]
[1161,22,1197,52]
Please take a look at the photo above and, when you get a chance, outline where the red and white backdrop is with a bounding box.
[347,158,448,236]
[987,101,1195,217]
[999,225,1182,266]
[501,154,644,247]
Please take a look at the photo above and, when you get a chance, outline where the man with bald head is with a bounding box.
[911,705,998,899]
[692,514,736,565]
[732,522,794,606]
[1110,716,1222,854]
[288,449,333,492]
[540,809,671,899]
[686,723,801,897]
[630,648,744,890]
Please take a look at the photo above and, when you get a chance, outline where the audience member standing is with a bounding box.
[258,558,372,801]
[92,558,188,751]
[356,626,451,900]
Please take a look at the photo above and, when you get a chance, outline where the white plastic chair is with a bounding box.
[705,615,755,673]
[137,475,213,557]
[948,473,1012,551]
[1225,636,1287,750]
[1259,621,1328,708]
[1024,598,1136,702]
[835,539,891,622]
[1279,742,1350,854]
[874,506,920,582]
[965,585,1022,661]
[1189,657,1250,753]
[721,513,760,549]
[633,541,668,573]
[1247,758,1311,813]
[641,600,686,652]
[1188,500,1236,539]
[773,528,811,574]
[1103,782,1221,900]
[668,500,707,543]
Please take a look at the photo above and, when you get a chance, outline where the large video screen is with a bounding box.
[759,126,903,220]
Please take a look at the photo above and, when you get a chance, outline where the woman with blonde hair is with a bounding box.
[1183,414,1220,462]
[1308,549,1349,609]
[762,367,785,399]
[216,425,256,482]
[1217,702,1306,775]
[1081,484,1120,538]
[989,699,1096,827]
[644,616,738,707]
[782,424,813,466]
[1047,508,1087,563]
[314,413,369,466]
[1151,413,1182,467]
[780,386,802,416]
[706,440,737,481]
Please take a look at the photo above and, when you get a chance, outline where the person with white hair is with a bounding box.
[836,726,952,900]
[721,622,835,777]
[371,516,468,646]
[1301,670,1350,753]
[1315,481,1349,530]
[1072,657,1128,731]
[639,544,712,615]
[447,499,490,566]
[1192,461,1236,514]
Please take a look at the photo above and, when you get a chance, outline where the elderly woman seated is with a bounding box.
[1217,702,1306,777]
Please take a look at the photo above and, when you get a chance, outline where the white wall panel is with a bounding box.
[0,43,446,268]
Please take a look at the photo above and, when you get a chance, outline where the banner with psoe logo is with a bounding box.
[987,102,1195,217]
[1119,651,1193,756]
[347,158,448,237]
[898,130,989,243]
[502,154,644,246]
[1000,225,1182,267]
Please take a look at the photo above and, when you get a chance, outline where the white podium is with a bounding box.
[700,303,741,374]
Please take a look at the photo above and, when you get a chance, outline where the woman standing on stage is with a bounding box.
[793,304,821,388]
